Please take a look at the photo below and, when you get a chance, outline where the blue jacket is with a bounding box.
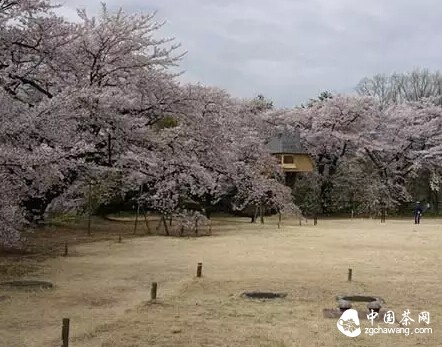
[415,205,423,215]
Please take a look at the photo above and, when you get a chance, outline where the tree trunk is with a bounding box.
[260,203,264,224]
[143,210,151,234]
[133,207,139,234]
[107,133,112,166]
[162,215,170,236]
[252,205,259,223]
[87,182,92,235]
[156,217,162,231]
[133,185,142,234]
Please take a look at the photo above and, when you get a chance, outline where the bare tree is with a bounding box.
[356,69,442,106]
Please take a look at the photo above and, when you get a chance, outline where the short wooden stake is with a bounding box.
[348,268,352,282]
[63,242,68,257]
[61,318,70,347]
[151,282,157,301]
[314,215,318,226]
[197,262,203,277]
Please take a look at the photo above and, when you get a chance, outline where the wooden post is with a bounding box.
[87,182,92,235]
[278,212,282,229]
[348,268,352,282]
[118,234,122,243]
[197,262,203,277]
[151,282,157,301]
[299,218,302,226]
[63,242,68,257]
[61,318,70,347]
[314,215,318,226]
[351,209,354,220]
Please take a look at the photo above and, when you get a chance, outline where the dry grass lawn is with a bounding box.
[1,216,442,347]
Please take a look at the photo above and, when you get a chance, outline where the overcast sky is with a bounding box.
[57,0,442,107]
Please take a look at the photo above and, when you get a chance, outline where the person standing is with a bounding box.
[415,202,423,224]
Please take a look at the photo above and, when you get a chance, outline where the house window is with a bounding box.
[283,155,294,164]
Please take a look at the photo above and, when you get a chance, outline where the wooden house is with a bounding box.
[266,129,314,173]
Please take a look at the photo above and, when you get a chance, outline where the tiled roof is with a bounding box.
[266,129,307,154]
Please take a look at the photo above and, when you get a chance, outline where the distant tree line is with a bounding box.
[285,69,442,216]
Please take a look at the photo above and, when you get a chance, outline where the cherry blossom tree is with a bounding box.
[275,92,442,216]
[120,85,297,231]
[361,100,442,210]
[0,2,184,246]
[8,2,442,249]
[1,2,298,246]
[277,95,380,214]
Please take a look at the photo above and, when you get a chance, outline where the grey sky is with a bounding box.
[57,0,442,107]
